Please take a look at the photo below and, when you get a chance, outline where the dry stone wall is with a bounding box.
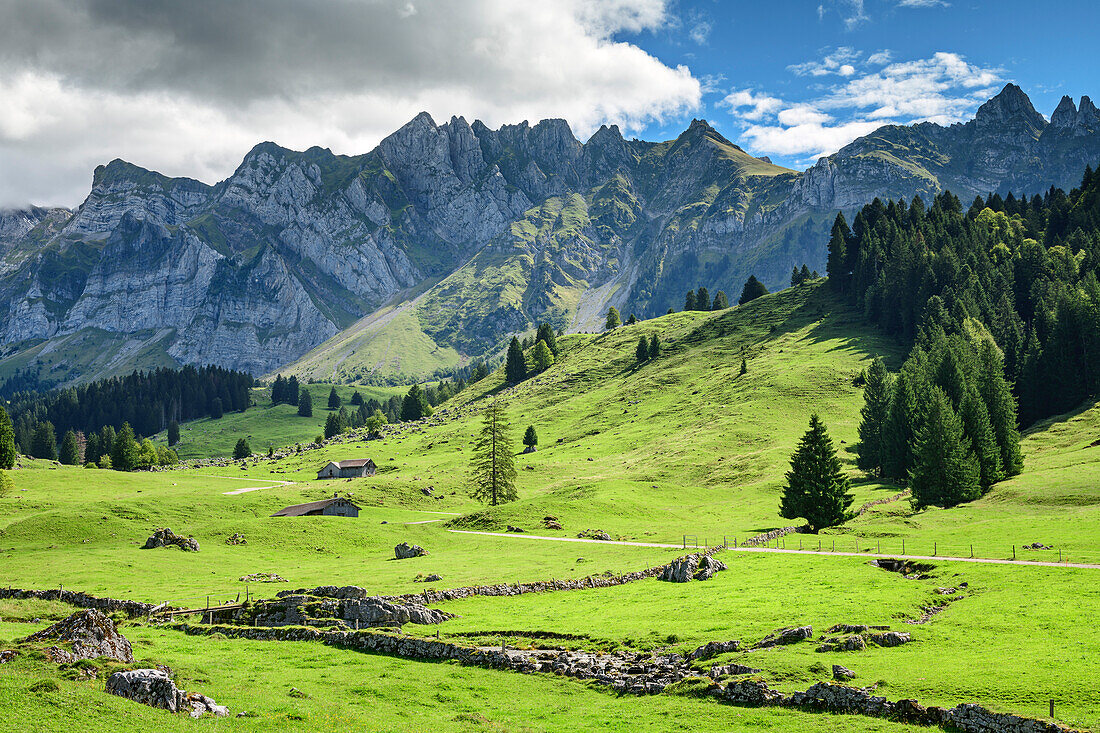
[0,587,157,618]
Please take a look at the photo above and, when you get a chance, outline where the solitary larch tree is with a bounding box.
[605,307,621,330]
[470,401,518,506]
[779,414,853,532]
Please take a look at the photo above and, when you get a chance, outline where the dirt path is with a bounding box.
[203,476,298,495]
[447,530,1100,570]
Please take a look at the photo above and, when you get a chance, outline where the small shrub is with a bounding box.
[29,679,60,694]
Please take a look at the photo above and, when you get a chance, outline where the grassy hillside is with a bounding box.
[152,382,406,459]
[0,328,180,389]
[3,280,1100,731]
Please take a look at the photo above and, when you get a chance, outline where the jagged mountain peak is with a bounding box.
[973,83,1046,132]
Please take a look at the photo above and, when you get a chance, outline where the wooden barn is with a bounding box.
[271,495,361,518]
[316,459,377,479]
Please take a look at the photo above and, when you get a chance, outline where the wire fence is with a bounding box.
[672,533,1100,566]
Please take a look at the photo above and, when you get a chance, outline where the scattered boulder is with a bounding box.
[687,639,741,661]
[143,528,199,552]
[225,533,247,546]
[0,650,18,664]
[107,669,228,718]
[25,609,134,663]
[577,529,612,541]
[238,572,287,583]
[868,631,910,647]
[424,574,443,582]
[1023,542,1053,550]
[395,542,428,559]
[871,558,933,579]
[833,665,857,681]
[543,516,562,530]
[693,555,727,581]
[506,525,525,533]
[755,626,813,649]
[818,635,867,652]
[710,663,761,677]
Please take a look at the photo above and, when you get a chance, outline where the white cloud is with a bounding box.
[788,47,861,77]
[867,50,893,65]
[721,89,785,122]
[689,19,712,45]
[741,119,885,160]
[776,106,834,127]
[722,50,1004,160]
[898,0,950,7]
[0,0,700,208]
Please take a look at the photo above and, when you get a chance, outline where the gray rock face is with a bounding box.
[394,542,427,559]
[25,609,134,663]
[3,85,1099,383]
[106,669,228,718]
[143,528,200,552]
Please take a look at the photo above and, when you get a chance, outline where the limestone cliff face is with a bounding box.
[2,85,1099,382]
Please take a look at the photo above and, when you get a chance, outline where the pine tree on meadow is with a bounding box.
[779,414,853,532]
[470,401,518,506]
[909,387,981,509]
[855,357,892,477]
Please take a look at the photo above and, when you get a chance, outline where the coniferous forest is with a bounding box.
[845,168,1100,506]
[4,365,253,457]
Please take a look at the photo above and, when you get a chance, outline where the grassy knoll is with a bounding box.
[153,382,405,459]
[190,282,906,544]
[0,618,926,733]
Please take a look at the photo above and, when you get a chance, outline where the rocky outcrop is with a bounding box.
[659,554,728,582]
[25,609,134,663]
[234,594,452,629]
[143,528,199,552]
[106,668,228,718]
[394,542,427,559]
[754,626,813,649]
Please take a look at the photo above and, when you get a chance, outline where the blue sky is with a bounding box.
[1,0,1098,206]
[622,0,1100,168]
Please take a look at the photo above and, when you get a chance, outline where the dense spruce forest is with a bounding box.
[4,366,253,459]
[844,167,1100,507]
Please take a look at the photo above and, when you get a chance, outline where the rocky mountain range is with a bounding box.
[1,84,1098,386]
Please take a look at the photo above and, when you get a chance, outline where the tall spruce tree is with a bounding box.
[536,322,559,356]
[605,307,621,330]
[959,385,1004,491]
[470,401,518,506]
[909,388,981,509]
[0,406,15,469]
[779,414,853,532]
[59,429,80,465]
[532,340,555,371]
[505,337,527,384]
[636,335,650,362]
[855,357,892,477]
[324,412,341,439]
[523,425,538,449]
[826,212,851,288]
[111,422,139,471]
[401,384,431,422]
[167,420,180,446]
[976,342,1023,476]
[882,371,922,480]
[297,389,313,417]
[695,287,710,311]
[711,290,729,310]
[684,290,697,311]
[286,376,300,406]
[31,421,57,460]
[327,387,341,410]
[738,275,769,305]
[648,334,660,359]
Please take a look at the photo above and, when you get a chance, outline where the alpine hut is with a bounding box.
[271,495,361,518]
[316,459,377,479]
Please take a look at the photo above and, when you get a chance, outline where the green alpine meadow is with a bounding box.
[2,3,1100,731]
